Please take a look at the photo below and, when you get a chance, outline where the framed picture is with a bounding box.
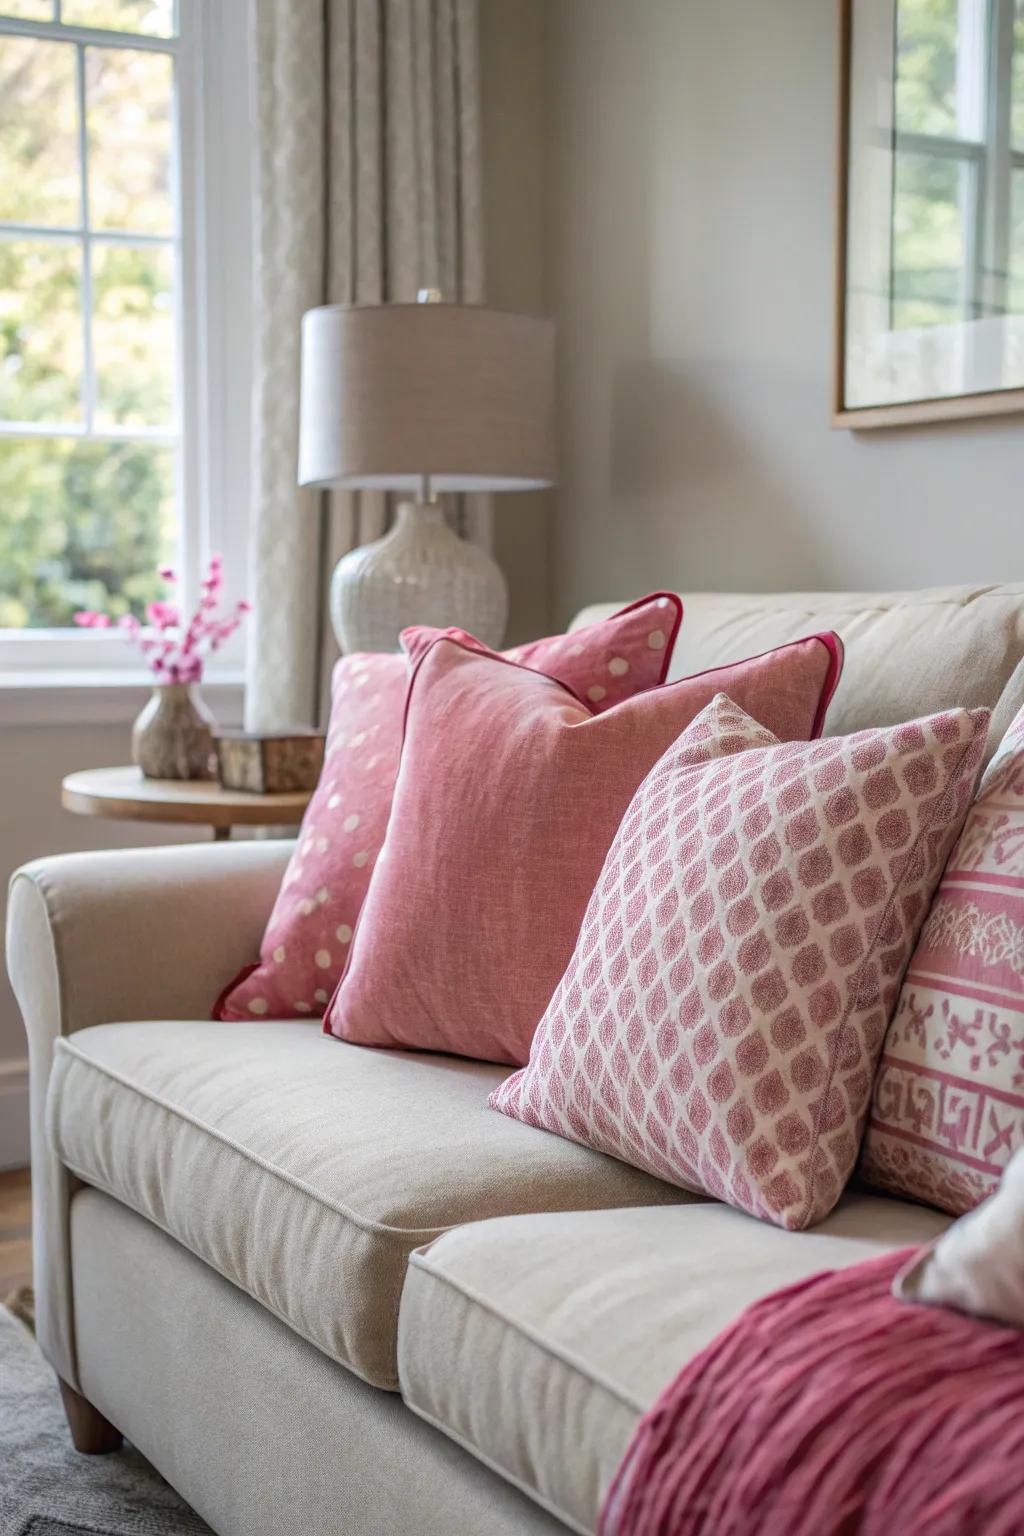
[835,0,1024,428]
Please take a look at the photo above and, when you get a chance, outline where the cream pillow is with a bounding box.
[895,1147,1024,1329]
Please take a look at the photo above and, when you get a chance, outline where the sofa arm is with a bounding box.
[6,839,291,1386]
[8,839,292,1035]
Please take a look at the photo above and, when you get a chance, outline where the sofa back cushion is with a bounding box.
[573,585,1024,761]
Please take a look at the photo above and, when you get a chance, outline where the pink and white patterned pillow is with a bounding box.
[214,593,683,1020]
[491,694,989,1230]
[862,705,1024,1215]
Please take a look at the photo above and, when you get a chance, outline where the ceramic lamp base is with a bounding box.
[329,501,509,654]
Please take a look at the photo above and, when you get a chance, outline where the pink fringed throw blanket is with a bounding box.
[601,1249,1024,1536]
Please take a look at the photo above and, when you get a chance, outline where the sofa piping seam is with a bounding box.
[404,1251,647,1415]
[66,1171,401,1391]
[53,1038,465,1245]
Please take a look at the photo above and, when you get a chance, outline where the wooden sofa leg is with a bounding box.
[58,1378,122,1454]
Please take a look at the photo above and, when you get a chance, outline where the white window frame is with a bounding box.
[0,0,251,706]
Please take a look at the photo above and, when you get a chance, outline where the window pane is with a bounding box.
[0,37,80,227]
[92,241,173,428]
[896,0,986,141]
[60,0,174,36]
[0,2,54,19]
[0,436,174,627]
[86,45,173,234]
[0,238,82,422]
[891,151,969,328]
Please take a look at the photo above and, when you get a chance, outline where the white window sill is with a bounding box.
[0,670,246,728]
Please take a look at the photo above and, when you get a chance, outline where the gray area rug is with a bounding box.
[0,1306,211,1536]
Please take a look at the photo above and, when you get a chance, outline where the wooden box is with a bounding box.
[214,731,325,794]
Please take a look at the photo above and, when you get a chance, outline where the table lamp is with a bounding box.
[298,290,556,654]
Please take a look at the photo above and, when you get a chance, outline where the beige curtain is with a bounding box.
[246,0,486,731]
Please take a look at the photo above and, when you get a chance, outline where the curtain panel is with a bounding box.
[246,0,486,730]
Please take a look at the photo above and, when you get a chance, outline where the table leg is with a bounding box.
[212,826,231,842]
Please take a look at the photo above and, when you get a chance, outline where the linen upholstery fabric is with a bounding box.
[328,632,842,1066]
[71,1190,565,1536]
[398,1196,952,1536]
[493,697,989,1229]
[5,839,293,1390]
[863,706,1024,1214]
[218,594,683,1021]
[575,585,1024,763]
[46,1019,686,1391]
[894,1146,1024,1329]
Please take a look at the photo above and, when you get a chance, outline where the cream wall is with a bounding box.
[481,0,553,644]
[547,0,1024,624]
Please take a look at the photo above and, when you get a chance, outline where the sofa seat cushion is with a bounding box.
[397,1195,953,1535]
[46,1020,691,1391]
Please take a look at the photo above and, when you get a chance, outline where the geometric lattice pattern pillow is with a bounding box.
[491,695,990,1230]
[214,593,683,1021]
[862,705,1024,1215]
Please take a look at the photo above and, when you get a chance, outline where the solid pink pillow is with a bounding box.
[325,631,844,1066]
[214,593,683,1020]
[490,694,988,1228]
[862,703,1024,1215]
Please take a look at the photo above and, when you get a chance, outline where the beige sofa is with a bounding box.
[8,584,1024,1536]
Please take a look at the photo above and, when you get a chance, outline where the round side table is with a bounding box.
[61,766,312,841]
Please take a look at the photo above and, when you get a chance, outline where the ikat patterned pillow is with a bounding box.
[214,594,683,1021]
[491,694,989,1230]
[862,705,1024,1215]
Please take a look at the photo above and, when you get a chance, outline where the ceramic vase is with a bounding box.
[132,683,216,780]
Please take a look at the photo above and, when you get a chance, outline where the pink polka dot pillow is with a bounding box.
[325,631,844,1066]
[214,593,683,1020]
[490,694,989,1229]
[401,596,680,710]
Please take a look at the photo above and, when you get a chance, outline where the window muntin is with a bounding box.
[60,2,174,38]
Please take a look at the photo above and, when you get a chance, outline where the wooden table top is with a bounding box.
[61,765,312,829]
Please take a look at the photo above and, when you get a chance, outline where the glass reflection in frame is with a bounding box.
[839,0,1024,423]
